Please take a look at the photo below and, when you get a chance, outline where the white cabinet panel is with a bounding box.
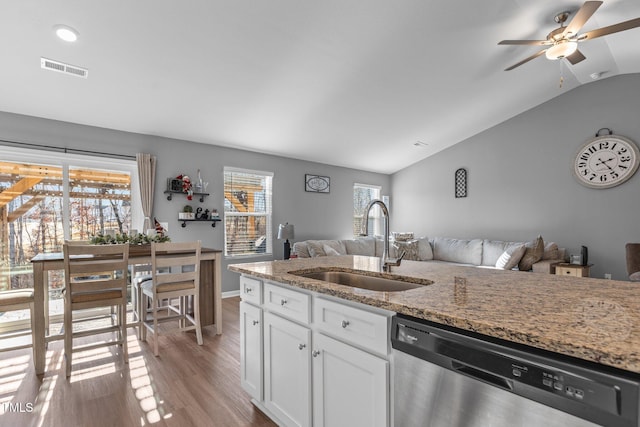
[240,301,262,400]
[314,297,389,356]
[240,275,262,305]
[264,282,311,325]
[264,312,312,427]
[312,333,389,427]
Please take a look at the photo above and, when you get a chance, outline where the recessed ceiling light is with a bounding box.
[54,25,79,42]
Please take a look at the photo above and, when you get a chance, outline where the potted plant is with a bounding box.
[179,205,195,220]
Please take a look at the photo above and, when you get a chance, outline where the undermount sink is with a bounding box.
[291,269,431,292]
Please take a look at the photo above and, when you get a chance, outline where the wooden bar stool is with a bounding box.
[0,290,36,363]
[63,243,129,378]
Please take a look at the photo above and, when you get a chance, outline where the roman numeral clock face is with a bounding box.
[574,135,640,189]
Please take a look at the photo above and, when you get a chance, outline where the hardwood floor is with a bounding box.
[0,297,276,427]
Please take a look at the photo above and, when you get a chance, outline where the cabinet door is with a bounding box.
[240,301,263,401]
[313,333,389,427]
[264,312,312,427]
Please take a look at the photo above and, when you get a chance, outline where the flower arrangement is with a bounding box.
[89,232,171,245]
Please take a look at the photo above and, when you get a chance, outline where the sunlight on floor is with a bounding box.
[128,336,172,424]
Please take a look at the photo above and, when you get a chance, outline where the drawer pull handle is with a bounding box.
[298,343,306,350]
[245,287,253,293]
[312,350,321,357]
[281,299,288,306]
[252,320,259,325]
[341,320,350,328]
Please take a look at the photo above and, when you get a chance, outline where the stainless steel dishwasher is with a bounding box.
[391,314,640,427]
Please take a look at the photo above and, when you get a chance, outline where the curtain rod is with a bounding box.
[0,138,137,161]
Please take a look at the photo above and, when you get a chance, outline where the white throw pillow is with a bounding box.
[495,244,527,270]
[323,244,342,256]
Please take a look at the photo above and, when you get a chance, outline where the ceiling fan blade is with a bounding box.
[504,49,546,71]
[566,49,586,65]
[498,39,548,46]
[563,1,603,37]
[579,17,640,40]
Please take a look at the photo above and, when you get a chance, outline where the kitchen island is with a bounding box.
[229,255,640,427]
[229,255,640,374]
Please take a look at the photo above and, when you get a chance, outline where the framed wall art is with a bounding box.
[305,174,330,193]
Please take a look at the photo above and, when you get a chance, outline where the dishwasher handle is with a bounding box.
[452,361,514,391]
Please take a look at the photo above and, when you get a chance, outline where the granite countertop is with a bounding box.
[228,255,640,374]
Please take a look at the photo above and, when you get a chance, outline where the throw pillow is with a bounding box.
[518,235,544,271]
[323,244,341,256]
[323,240,347,255]
[542,242,560,260]
[307,240,326,257]
[630,271,640,282]
[495,244,527,270]
[416,237,434,261]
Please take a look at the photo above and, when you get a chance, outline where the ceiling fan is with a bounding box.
[499,1,640,71]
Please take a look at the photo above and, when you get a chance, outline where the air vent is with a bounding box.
[40,57,88,79]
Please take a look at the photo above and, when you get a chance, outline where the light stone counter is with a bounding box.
[228,255,640,374]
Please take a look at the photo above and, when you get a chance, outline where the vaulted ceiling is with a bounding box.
[1,1,639,173]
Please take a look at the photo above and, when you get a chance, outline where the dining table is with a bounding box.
[30,245,223,375]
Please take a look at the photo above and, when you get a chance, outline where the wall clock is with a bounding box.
[573,134,640,189]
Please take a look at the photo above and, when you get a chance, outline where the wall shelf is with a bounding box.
[164,190,209,202]
[180,218,221,228]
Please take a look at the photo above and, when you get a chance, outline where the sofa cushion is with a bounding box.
[518,235,544,271]
[344,237,376,256]
[307,240,327,257]
[495,244,527,270]
[417,237,434,260]
[293,242,310,258]
[432,237,483,265]
[324,240,346,255]
[542,242,559,260]
[482,240,525,266]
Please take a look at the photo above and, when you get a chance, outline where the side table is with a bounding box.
[555,263,592,278]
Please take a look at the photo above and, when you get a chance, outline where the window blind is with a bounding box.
[224,168,273,257]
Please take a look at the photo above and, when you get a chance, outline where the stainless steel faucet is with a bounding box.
[360,199,405,272]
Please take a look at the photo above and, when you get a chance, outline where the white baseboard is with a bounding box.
[222,289,240,299]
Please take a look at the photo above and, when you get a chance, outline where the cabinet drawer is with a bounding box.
[314,298,389,356]
[264,282,311,325]
[240,275,262,305]
[556,267,579,277]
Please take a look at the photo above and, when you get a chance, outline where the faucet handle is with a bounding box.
[397,250,406,262]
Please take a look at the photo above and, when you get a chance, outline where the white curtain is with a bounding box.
[136,153,156,232]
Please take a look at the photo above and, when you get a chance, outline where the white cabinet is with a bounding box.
[239,277,392,427]
[264,311,312,427]
[240,301,262,400]
[312,333,389,427]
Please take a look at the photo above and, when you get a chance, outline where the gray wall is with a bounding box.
[0,111,389,292]
[391,73,640,280]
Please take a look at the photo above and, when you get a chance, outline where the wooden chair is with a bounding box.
[63,243,129,378]
[626,243,640,282]
[141,241,203,356]
[0,290,36,363]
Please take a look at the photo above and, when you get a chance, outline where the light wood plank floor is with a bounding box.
[0,297,276,427]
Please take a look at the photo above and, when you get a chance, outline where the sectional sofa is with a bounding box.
[292,235,567,273]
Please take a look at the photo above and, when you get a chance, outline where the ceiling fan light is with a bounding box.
[545,41,578,60]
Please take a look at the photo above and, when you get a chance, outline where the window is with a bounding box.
[0,146,140,331]
[224,167,273,257]
[353,183,381,237]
